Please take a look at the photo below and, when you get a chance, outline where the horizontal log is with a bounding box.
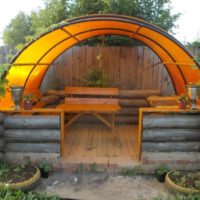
[147,96,178,107]
[43,89,66,97]
[73,114,138,124]
[40,95,60,106]
[3,116,60,129]
[120,99,148,107]
[143,114,200,128]
[0,139,5,151]
[3,129,60,142]
[4,143,60,153]
[5,152,60,164]
[0,125,5,136]
[0,112,6,123]
[143,129,200,141]
[118,108,139,116]
[119,90,161,98]
[43,89,161,99]
[142,142,200,152]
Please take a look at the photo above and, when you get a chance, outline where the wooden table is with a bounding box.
[56,103,121,138]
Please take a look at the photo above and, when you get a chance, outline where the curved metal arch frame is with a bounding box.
[9,14,199,95]
[34,27,181,93]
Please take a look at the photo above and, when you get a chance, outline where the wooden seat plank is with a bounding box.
[56,104,121,113]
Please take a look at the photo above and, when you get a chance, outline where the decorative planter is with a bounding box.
[10,86,24,110]
[0,166,41,191]
[186,84,200,109]
[177,100,187,109]
[24,100,33,110]
[165,170,200,194]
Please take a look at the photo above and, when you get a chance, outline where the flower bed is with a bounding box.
[165,170,200,194]
[0,162,40,190]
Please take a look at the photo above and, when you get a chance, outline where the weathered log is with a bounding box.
[119,90,161,98]
[40,95,60,105]
[5,152,60,163]
[0,112,6,123]
[4,143,60,153]
[147,96,178,107]
[143,129,200,141]
[3,129,60,142]
[118,107,139,116]
[0,125,5,136]
[143,114,200,128]
[42,89,67,97]
[74,114,138,124]
[0,139,5,151]
[3,116,60,129]
[120,99,149,107]
[142,142,200,152]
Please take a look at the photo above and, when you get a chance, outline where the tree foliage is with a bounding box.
[192,39,200,48]
[71,0,180,32]
[3,12,33,47]
[30,0,70,35]
[2,0,180,47]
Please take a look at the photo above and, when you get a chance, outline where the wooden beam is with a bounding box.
[60,111,65,156]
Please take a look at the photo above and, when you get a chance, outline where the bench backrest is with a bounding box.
[65,87,119,105]
[65,87,119,96]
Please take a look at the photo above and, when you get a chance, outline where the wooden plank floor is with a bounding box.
[62,124,139,166]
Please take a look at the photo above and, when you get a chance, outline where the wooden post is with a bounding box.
[60,111,65,156]
[138,108,143,160]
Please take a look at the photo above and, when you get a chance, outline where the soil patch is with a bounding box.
[0,165,37,183]
[35,172,173,200]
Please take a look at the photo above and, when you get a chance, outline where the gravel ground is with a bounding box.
[35,172,174,200]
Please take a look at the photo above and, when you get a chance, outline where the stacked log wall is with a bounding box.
[142,113,200,152]
[1,115,61,157]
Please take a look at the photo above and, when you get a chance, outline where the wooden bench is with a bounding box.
[56,87,121,137]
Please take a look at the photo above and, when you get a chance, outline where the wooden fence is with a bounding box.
[41,45,200,96]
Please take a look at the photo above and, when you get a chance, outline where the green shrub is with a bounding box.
[39,160,52,173]
[0,187,60,199]
[154,164,171,176]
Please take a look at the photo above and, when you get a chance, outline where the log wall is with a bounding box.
[142,113,200,152]
[1,114,61,155]
[0,113,6,158]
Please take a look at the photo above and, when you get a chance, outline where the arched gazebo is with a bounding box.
[1,14,200,108]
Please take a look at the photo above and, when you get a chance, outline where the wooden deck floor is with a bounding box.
[63,124,139,166]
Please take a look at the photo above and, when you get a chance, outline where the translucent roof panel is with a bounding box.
[1,14,199,108]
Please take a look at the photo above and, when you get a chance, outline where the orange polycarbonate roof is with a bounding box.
[1,14,200,108]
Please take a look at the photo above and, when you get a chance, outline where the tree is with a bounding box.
[132,0,180,32]
[70,0,180,45]
[71,0,180,32]
[192,39,200,48]
[3,12,33,47]
[30,0,70,35]
[3,0,180,47]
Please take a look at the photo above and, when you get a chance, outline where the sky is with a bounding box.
[0,0,200,46]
